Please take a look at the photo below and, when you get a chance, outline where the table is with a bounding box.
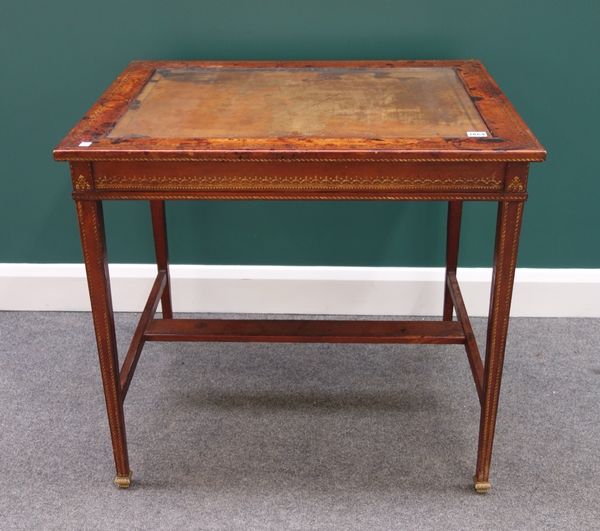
[54,60,546,492]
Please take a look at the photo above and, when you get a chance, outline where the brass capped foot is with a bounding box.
[473,476,491,493]
[113,470,133,489]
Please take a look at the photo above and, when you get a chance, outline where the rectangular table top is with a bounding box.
[54,60,545,162]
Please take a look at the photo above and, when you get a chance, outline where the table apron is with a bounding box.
[70,161,529,201]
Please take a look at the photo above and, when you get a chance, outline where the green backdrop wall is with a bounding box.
[1,1,598,267]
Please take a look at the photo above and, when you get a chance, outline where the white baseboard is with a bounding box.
[0,264,598,317]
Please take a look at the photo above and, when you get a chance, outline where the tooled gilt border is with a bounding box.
[95,174,503,191]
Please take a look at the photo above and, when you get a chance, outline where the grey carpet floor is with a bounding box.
[0,312,598,530]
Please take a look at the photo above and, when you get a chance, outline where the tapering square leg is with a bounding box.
[150,200,173,319]
[75,199,131,488]
[443,201,463,320]
[474,200,525,493]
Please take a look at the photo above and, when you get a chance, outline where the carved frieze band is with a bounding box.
[95,174,503,192]
[71,191,528,202]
